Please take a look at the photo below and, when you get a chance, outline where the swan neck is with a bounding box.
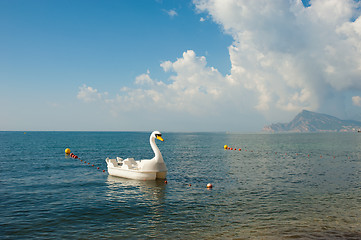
[150,136,163,162]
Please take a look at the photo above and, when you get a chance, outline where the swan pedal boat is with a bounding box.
[105,131,167,180]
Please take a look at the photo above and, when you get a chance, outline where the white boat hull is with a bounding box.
[107,166,166,180]
[106,158,167,180]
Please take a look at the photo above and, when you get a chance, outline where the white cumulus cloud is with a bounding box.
[165,9,178,17]
[352,96,361,107]
[194,0,361,120]
[77,0,361,130]
[77,84,104,102]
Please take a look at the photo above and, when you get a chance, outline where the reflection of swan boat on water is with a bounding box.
[105,131,167,180]
[106,175,167,203]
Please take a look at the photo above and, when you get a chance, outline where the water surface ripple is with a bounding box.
[1,132,360,239]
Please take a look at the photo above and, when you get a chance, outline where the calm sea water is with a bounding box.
[1,131,360,239]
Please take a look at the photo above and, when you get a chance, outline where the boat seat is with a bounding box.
[107,158,118,167]
[123,158,137,169]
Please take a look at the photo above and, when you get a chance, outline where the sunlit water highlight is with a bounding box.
[1,132,360,239]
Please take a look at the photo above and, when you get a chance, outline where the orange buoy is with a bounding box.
[103,170,105,172]
[207,183,213,189]
[164,180,168,184]
[239,148,241,151]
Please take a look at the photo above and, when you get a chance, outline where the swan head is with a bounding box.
[151,131,164,141]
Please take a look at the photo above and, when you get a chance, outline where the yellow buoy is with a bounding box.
[224,145,228,149]
[65,148,71,154]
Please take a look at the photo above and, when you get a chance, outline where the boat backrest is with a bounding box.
[123,158,136,169]
[127,158,136,165]
[108,158,118,167]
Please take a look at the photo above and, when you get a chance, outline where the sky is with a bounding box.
[1,0,361,132]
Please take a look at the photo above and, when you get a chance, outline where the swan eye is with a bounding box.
[155,134,162,137]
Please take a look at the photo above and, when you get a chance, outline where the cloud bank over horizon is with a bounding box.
[78,0,361,131]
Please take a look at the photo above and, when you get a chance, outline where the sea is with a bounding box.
[0,131,360,239]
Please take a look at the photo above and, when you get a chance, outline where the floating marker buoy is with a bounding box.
[65,148,71,154]
[239,149,241,151]
[97,167,100,169]
[103,170,105,172]
[230,148,233,150]
[224,145,228,149]
[207,183,213,188]
[164,180,168,184]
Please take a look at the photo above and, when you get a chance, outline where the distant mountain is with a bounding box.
[263,110,361,133]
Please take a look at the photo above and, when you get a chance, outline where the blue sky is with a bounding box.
[1,0,361,131]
